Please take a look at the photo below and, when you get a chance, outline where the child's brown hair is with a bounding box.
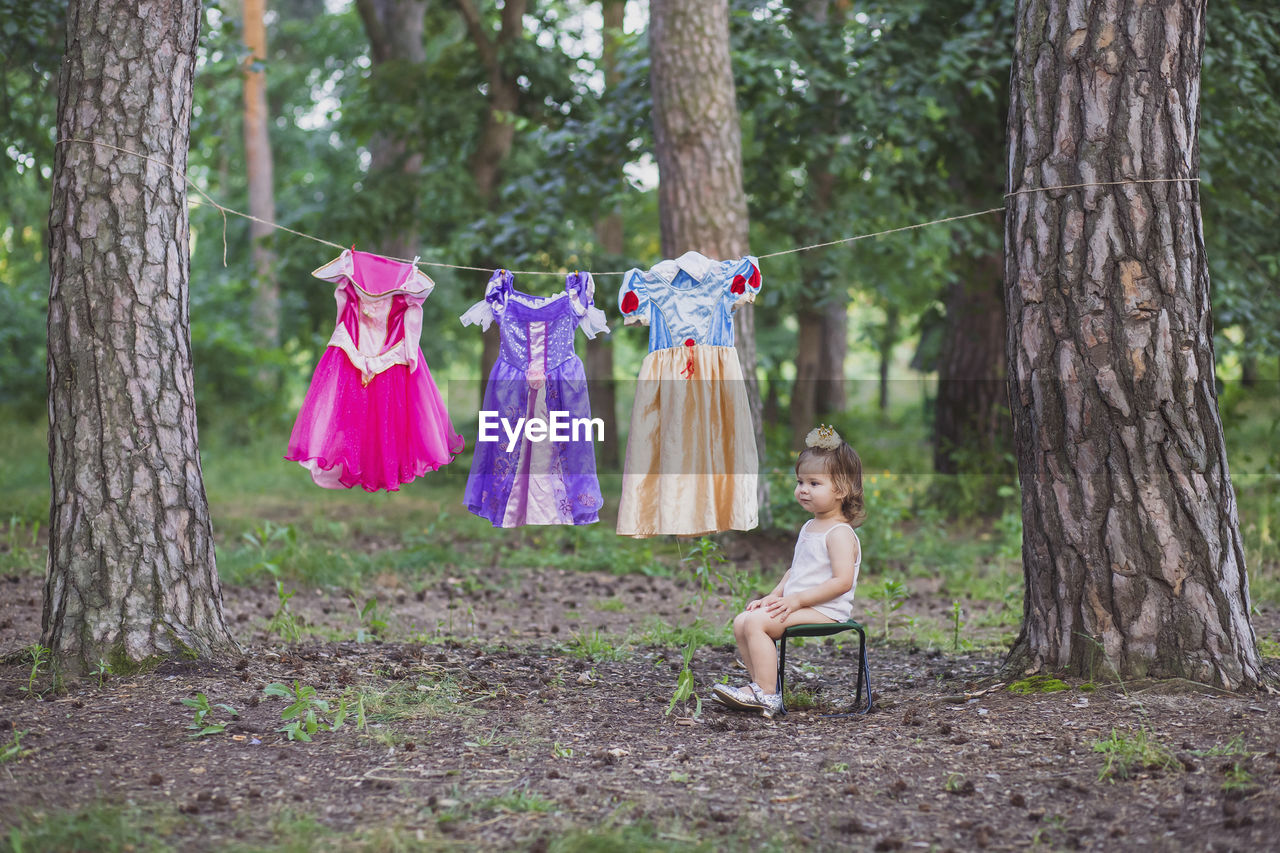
[796,429,865,527]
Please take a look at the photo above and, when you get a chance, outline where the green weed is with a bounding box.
[262,681,356,742]
[181,692,238,737]
[349,594,390,642]
[867,578,909,640]
[1,728,31,764]
[266,581,303,642]
[1222,762,1256,794]
[665,640,701,717]
[19,643,50,699]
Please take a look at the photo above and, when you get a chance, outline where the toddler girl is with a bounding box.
[712,424,864,718]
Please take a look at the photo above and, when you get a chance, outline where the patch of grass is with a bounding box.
[1,802,182,852]
[782,684,818,711]
[358,677,477,723]
[548,822,717,853]
[1007,675,1071,694]
[561,629,628,662]
[1221,762,1256,794]
[1092,728,1180,781]
[594,597,628,612]
[480,789,557,814]
[636,617,728,651]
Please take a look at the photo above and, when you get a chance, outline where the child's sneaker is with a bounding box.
[750,684,785,719]
[711,682,760,711]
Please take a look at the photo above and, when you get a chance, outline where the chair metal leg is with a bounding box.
[776,635,789,716]
[821,626,873,718]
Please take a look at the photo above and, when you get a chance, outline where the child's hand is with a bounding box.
[748,594,780,612]
[745,598,764,611]
[764,594,802,620]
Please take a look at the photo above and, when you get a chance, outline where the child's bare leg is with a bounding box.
[743,608,836,694]
[731,611,756,679]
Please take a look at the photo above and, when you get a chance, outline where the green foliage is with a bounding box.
[181,693,238,738]
[19,643,50,699]
[665,640,701,717]
[1,728,31,764]
[866,578,909,640]
[89,658,113,688]
[1092,728,1180,782]
[262,680,354,742]
[950,600,964,651]
[350,594,390,642]
[562,630,627,662]
[0,802,175,853]
[267,582,303,643]
[638,618,728,651]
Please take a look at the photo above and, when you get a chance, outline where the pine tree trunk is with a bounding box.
[45,0,237,672]
[1005,0,1262,688]
[243,0,278,345]
[650,0,769,523]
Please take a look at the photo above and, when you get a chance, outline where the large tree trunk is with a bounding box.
[45,0,237,672]
[933,249,1010,493]
[355,0,427,261]
[243,0,278,345]
[650,0,769,524]
[1005,0,1261,688]
[586,0,626,470]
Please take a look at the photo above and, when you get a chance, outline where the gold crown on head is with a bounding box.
[804,424,842,450]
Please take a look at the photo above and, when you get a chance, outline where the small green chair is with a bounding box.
[776,619,873,717]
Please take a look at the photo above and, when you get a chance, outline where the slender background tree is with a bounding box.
[649,0,770,519]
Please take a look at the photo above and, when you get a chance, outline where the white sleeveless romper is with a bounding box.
[782,519,861,621]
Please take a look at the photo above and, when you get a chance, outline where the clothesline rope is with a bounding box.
[54,138,1200,277]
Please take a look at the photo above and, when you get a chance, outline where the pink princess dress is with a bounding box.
[286,249,464,491]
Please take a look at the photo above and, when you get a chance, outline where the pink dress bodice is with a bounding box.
[315,250,433,384]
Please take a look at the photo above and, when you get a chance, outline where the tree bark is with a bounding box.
[355,0,427,261]
[934,249,1010,479]
[586,0,626,469]
[1005,0,1262,688]
[243,0,278,345]
[650,0,769,523]
[45,0,237,672]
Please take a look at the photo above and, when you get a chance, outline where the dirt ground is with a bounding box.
[2,562,1280,851]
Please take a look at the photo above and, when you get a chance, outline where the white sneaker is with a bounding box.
[751,684,785,719]
[711,682,761,711]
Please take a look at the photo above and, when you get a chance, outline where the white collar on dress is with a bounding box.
[650,250,721,283]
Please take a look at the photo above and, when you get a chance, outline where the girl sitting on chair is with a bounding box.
[712,425,864,718]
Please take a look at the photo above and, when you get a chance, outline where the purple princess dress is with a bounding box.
[460,270,609,527]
